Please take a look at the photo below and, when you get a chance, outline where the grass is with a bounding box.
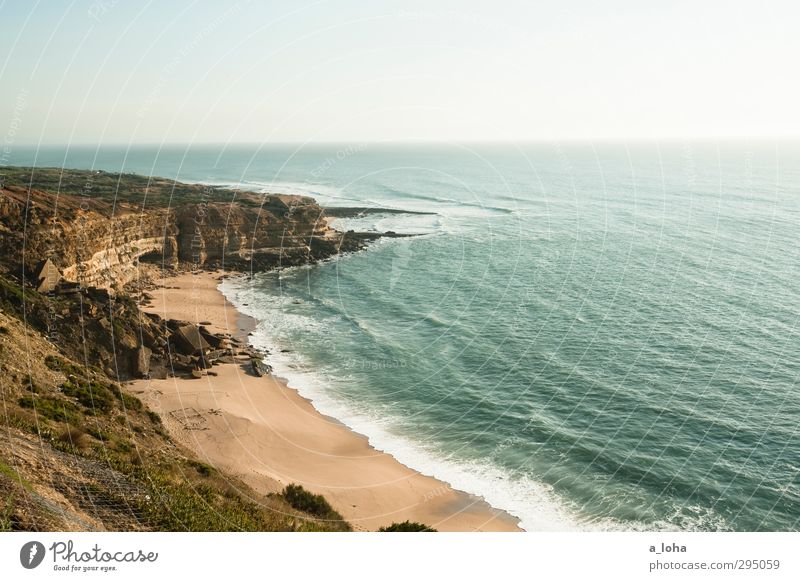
[0,494,13,531]
[1,166,262,208]
[45,354,83,376]
[46,355,145,415]
[18,394,82,425]
[61,379,116,413]
[86,459,338,532]
[0,458,33,531]
[5,409,53,440]
[86,425,110,441]
[0,458,34,492]
[56,426,88,452]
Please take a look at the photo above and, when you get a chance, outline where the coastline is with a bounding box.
[128,270,522,532]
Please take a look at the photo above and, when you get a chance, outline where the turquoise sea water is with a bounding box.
[8,142,800,531]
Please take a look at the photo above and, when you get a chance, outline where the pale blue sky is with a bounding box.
[1,0,798,144]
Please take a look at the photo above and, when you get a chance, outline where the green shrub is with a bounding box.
[378,520,437,532]
[111,319,126,342]
[18,395,81,425]
[45,356,123,414]
[280,484,349,529]
[61,380,115,413]
[107,382,143,411]
[86,426,110,441]
[43,355,61,371]
[120,392,143,412]
[188,460,215,477]
[113,439,133,453]
[44,355,84,377]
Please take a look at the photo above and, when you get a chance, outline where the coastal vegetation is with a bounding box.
[0,166,258,207]
[378,521,437,532]
[277,484,351,531]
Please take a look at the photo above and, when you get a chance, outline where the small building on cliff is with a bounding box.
[33,258,61,293]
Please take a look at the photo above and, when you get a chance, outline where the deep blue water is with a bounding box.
[7,142,800,530]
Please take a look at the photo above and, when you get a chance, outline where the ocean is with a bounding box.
[7,142,800,531]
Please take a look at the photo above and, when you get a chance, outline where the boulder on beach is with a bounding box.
[199,326,225,349]
[171,323,211,355]
[251,358,271,377]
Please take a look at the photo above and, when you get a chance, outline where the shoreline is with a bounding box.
[128,270,522,532]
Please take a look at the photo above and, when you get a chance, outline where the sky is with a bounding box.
[1,0,799,144]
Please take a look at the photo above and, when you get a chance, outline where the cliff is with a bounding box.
[0,168,367,290]
[0,167,369,532]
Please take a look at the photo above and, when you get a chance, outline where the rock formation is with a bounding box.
[0,174,366,292]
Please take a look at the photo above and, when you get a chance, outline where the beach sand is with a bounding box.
[128,270,521,532]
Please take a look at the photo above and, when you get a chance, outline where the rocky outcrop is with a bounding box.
[1,185,177,288]
[59,214,177,289]
[0,179,362,290]
[0,168,405,383]
[172,196,333,269]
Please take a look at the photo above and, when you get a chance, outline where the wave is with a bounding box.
[188,178,360,207]
[328,212,444,236]
[369,186,516,216]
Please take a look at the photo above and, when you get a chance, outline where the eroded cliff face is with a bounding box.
[173,195,337,270]
[1,185,177,288]
[0,184,356,289]
[58,214,179,289]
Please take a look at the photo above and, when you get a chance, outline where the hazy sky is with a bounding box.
[1,0,798,144]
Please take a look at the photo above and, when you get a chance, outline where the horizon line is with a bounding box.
[7,136,800,148]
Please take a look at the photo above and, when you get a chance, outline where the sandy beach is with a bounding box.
[128,270,521,532]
